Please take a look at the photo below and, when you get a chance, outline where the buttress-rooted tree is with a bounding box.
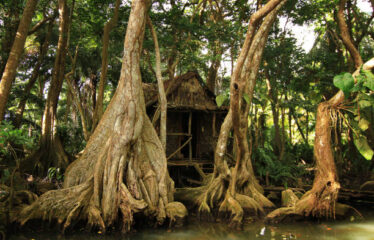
[18,0,186,233]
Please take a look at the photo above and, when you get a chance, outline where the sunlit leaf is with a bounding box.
[333,72,354,97]
[358,118,370,131]
[362,70,374,91]
[216,94,228,107]
[243,93,250,104]
[354,136,374,160]
[358,100,371,109]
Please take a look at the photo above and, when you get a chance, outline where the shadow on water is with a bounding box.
[9,218,374,240]
[9,206,374,240]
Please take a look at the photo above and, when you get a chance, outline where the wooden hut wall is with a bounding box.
[166,112,183,158]
[195,113,215,159]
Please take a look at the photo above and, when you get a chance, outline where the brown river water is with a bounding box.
[9,218,374,240]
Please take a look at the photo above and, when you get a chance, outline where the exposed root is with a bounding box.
[235,194,264,215]
[165,202,188,228]
[176,172,272,227]
[17,180,93,229]
[265,181,340,223]
[281,189,299,207]
[218,192,243,229]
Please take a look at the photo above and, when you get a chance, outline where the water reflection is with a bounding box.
[10,220,374,240]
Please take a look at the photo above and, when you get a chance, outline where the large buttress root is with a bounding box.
[16,0,186,233]
[176,1,286,227]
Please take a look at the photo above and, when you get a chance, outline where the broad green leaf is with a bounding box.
[351,75,365,92]
[363,70,374,91]
[216,94,228,107]
[358,100,371,109]
[354,136,374,160]
[358,118,370,131]
[333,72,355,97]
[243,93,250,104]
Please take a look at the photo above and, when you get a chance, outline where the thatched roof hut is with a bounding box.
[144,71,221,111]
[143,71,227,187]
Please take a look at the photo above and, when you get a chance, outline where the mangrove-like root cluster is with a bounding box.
[176,172,274,229]
[265,180,340,223]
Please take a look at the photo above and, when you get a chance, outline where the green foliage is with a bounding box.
[333,72,355,97]
[57,124,86,156]
[47,167,63,181]
[0,121,36,159]
[0,169,10,184]
[243,93,250,104]
[336,69,374,161]
[362,70,374,91]
[353,135,373,161]
[215,89,230,107]
[253,143,311,187]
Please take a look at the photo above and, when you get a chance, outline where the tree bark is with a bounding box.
[290,107,307,144]
[24,0,70,174]
[266,59,374,223]
[266,0,371,223]
[65,47,92,141]
[207,40,222,94]
[176,0,285,228]
[147,17,167,150]
[337,0,363,68]
[0,0,22,80]
[0,0,38,122]
[18,0,187,233]
[206,1,224,94]
[92,0,121,130]
[265,77,282,157]
[14,19,54,128]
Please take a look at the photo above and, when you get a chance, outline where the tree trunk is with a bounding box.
[147,17,167,150]
[265,78,282,157]
[92,0,121,130]
[24,0,70,174]
[176,0,285,228]
[0,0,22,80]
[290,107,307,144]
[266,58,374,222]
[14,19,54,128]
[265,0,371,222]
[65,47,92,141]
[337,0,363,69]
[280,101,285,160]
[207,40,222,94]
[18,0,187,233]
[0,0,38,122]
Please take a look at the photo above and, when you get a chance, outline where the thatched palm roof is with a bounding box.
[143,71,224,111]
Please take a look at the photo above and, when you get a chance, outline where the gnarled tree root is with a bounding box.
[15,178,187,233]
[176,174,274,228]
[265,183,342,224]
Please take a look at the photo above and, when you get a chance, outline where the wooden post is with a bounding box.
[188,111,192,162]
